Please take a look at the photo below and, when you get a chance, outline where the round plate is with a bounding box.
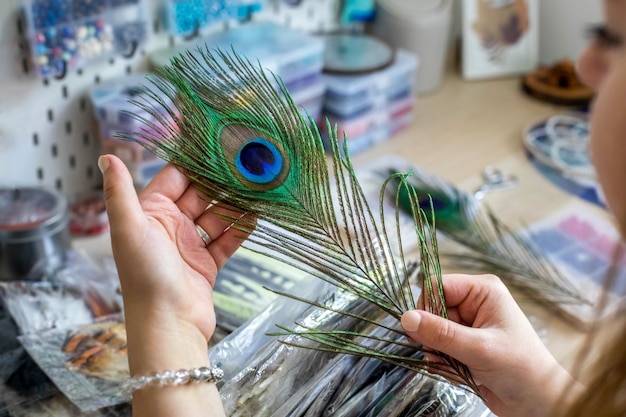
[322,33,395,75]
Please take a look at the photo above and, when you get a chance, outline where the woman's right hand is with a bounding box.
[401,274,582,417]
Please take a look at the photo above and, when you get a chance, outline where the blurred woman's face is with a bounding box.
[577,0,626,236]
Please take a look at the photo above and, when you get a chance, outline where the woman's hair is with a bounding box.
[561,320,626,416]
[560,247,626,416]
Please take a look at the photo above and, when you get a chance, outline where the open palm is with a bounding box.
[103,155,253,341]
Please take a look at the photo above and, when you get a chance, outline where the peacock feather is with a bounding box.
[119,47,479,395]
[385,169,592,325]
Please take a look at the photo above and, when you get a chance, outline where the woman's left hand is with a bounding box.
[100,154,253,417]
[101,154,253,341]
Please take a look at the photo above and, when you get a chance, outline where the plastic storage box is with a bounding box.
[288,77,326,123]
[149,21,326,115]
[320,49,419,155]
[322,97,415,156]
[150,21,325,86]
[322,49,418,119]
[22,0,150,78]
[89,73,171,186]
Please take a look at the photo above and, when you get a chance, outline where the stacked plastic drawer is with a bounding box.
[149,21,326,123]
[320,49,419,155]
[89,73,171,188]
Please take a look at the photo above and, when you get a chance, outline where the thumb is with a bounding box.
[401,310,485,365]
[99,155,144,234]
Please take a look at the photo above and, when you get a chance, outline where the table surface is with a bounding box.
[75,61,615,378]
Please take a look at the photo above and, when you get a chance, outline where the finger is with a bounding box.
[442,274,514,325]
[416,292,424,310]
[100,155,145,237]
[415,277,461,323]
[438,274,481,307]
[142,163,191,202]
[208,214,256,269]
[400,310,490,366]
[445,307,463,324]
[195,203,246,242]
[175,184,212,221]
[440,274,503,307]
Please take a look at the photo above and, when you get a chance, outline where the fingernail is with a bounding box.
[98,155,109,174]
[401,310,422,333]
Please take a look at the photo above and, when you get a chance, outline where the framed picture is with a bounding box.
[461,0,539,80]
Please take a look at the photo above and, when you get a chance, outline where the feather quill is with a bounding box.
[119,47,479,395]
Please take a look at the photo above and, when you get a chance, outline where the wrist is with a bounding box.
[123,309,211,376]
[121,308,225,417]
[521,359,579,417]
[540,365,584,417]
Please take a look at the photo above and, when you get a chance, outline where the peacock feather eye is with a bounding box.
[220,124,290,191]
[418,194,446,212]
[236,138,283,184]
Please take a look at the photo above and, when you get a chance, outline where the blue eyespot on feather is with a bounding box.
[235,138,284,184]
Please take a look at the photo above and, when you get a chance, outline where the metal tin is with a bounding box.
[0,187,71,281]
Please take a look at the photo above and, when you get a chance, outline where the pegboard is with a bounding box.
[0,0,341,197]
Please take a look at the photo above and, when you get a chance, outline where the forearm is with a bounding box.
[533,363,585,417]
[502,356,584,417]
[123,308,225,417]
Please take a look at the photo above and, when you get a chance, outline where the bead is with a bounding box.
[62,26,73,37]
[211,367,225,381]
[130,378,144,390]
[174,369,191,385]
[119,366,224,397]
[64,39,77,50]
[136,375,149,388]
[197,366,213,382]
[160,370,176,385]
[77,26,88,39]
[190,367,203,382]
[148,372,161,386]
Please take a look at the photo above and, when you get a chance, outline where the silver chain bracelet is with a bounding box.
[119,366,224,397]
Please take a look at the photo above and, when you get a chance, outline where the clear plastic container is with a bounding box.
[325,96,415,139]
[149,21,324,88]
[89,73,171,182]
[321,97,415,156]
[164,0,265,36]
[99,136,159,165]
[0,187,71,281]
[288,77,326,123]
[89,72,175,148]
[22,0,150,78]
[69,191,108,236]
[322,49,419,119]
[126,158,167,188]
